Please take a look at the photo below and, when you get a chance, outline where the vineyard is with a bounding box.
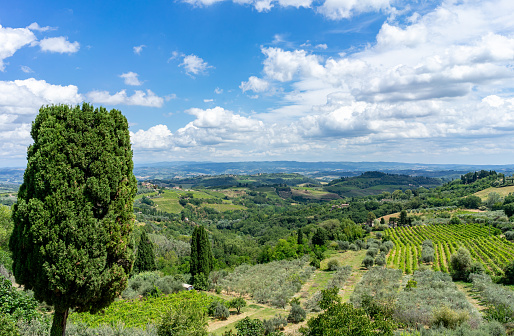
[384,223,514,276]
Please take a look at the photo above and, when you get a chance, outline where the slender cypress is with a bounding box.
[190,225,213,287]
[134,230,156,273]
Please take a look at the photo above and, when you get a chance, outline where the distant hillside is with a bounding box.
[324,171,442,197]
[146,173,320,189]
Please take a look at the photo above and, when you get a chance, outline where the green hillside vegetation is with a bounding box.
[5,168,514,335]
[325,171,442,197]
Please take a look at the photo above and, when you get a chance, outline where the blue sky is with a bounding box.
[1,0,514,167]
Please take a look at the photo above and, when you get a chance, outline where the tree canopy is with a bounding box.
[9,103,137,336]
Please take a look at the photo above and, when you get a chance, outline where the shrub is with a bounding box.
[304,291,322,312]
[234,317,265,336]
[374,253,386,266]
[263,314,287,334]
[366,248,378,258]
[349,243,359,251]
[158,298,208,336]
[326,259,340,271]
[505,231,514,240]
[431,306,469,329]
[450,248,473,281]
[337,241,350,250]
[214,302,230,320]
[288,303,306,323]
[362,256,374,269]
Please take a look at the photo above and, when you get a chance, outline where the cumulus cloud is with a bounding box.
[131,125,173,149]
[120,72,143,86]
[87,89,164,107]
[0,78,83,160]
[240,76,270,93]
[0,25,37,71]
[180,54,213,76]
[39,36,80,53]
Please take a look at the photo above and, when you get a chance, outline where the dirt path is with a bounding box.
[455,282,486,312]
[207,311,253,332]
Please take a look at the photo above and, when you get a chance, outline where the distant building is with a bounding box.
[182,283,194,291]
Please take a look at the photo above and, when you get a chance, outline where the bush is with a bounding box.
[263,314,287,334]
[450,248,473,281]
[234,317,265,336]
[362,256,374,269]
[326,259,340,271]
[431,306,469,329]
[336,241,350,250]
[366,248,378,258]
[214,302,230,320]
[288,303,306,323]
[374,253,386,266]
[349,243,359,251]
[158,298,208,336]
[504,231,514,240]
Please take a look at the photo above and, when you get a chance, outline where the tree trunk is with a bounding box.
[50,305,69,336]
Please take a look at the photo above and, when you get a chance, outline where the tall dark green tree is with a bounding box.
[134,230,156,273]
[190,225,213,289]
[9,104,137,336]
[297,228,304,245]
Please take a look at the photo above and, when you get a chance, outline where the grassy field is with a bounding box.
[474,185,514,200]
[204,203,247,212]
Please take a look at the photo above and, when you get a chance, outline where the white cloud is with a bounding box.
[317,0,391,19]
[0,25,37,71]
[0,78,84,160]
[87,89,164,107]
[20,66,33,73]
[180,54,213,76]
[215,87,223,94]
[315,44,328,49]
[240,76,270,93]
[131,125,173,149]
[204,99,214,102]
[181,0,388,18]
[120,72,143,86]
[133,45,145,55]
[39,36,80,53]
[27,22,56,32]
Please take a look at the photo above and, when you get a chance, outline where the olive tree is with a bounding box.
[9,104,137,336]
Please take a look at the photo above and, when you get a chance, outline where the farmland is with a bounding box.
[385,223,514,276]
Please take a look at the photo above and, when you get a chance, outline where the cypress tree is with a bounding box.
[133,230,156,273]
[190,225,213,289]
[9,104,137,336]
[297,228,303,245]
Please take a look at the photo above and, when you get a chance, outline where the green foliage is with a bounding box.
[218,256,313,308]
[301,288,396,336]
[157,295,208,336]
[134,230,157,273]
[0,275,41,324]
[431,306,469,329]
[326,259,340,271]
[405,279,417,290]
[190,225,214,288]
[213,301,230,320]
[233,317,265,336]
[288,303,306,323]
[311,227,328,246]
[362,256,374,269]
[9,104,137,335]
[450,248,473,281]
[502,259,514,284]
[229,297,246,314]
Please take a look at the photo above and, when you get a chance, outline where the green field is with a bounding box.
[385,223,513,276]
[474,185,514,200]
